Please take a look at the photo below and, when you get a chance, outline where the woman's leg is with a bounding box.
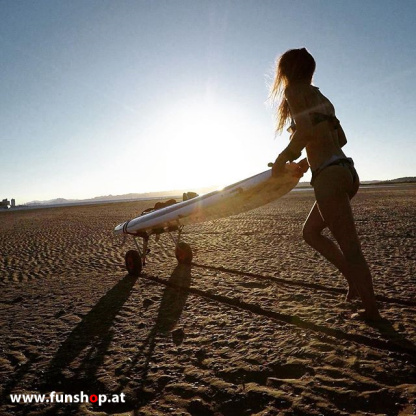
[303,203,359,300]
[314,166,380,320]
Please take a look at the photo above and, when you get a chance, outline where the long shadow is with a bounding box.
[140,275,416,362]
[368,317,416,355]
[192,263,416,307]
[42,274,138,393]
[153,263,192,332]
[112,264,192,411]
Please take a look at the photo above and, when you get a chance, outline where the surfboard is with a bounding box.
[114,163,301,237]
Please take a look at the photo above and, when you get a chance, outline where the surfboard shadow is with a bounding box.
[42,274,138,393]
[115,264,192,407]
[153,263,192,332]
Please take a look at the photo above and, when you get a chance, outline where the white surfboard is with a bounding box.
[114,164,301,237]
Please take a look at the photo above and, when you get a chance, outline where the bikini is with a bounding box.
[310,155,358,187]
[289,112,359,187]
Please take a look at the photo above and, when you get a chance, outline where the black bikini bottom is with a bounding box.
[311,157,358,187]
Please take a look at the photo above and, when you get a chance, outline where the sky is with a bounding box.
[1,0,416,204]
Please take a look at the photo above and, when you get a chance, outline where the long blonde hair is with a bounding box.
[270,48,316,134]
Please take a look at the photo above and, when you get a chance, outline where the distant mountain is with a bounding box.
[366,177,416,186]
[25,198,78,206]
[383,177,416,183]
[25,193,175,206]
[22,177,416,207]
[24,186,218,207]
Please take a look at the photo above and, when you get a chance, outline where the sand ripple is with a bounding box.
[0,187,415,415]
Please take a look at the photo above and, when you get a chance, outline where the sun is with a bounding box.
[154,99,252,191]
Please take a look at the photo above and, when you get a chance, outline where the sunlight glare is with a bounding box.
[154,99,253,191]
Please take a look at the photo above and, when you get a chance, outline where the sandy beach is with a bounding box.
[1,185,415,415]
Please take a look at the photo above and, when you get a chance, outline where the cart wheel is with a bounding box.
[125,250,142,276]
[175,242,193,264]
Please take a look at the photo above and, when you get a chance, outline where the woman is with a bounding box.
[271,48,381,321]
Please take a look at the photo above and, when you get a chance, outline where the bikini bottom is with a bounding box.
[311,157,358,187]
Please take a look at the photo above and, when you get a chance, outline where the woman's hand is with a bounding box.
[289,158,309,178]
[297,157,309,174]
[272,154,288,178]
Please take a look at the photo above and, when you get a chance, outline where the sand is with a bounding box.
[0,185,415,415]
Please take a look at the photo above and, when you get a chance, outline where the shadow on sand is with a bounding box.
[40,264,192,413]
[115,264,192,411]
[368,317,416,358]
[43,273,139,393]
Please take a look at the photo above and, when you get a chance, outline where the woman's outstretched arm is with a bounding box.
[272,85,313,176]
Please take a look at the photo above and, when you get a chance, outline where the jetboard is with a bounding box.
[114,163,301,237]
[114,163,303,275]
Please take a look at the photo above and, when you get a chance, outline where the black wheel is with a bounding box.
[175,242,193,264]
[125,250,142,276]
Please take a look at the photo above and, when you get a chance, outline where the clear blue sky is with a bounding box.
[1,0,415,203]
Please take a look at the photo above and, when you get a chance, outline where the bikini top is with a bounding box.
[288,112,340,134]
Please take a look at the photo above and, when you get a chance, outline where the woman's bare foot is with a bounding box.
[351,310,383,322]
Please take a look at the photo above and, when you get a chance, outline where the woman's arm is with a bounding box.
[272,85,313,176]
[284,85,314,154]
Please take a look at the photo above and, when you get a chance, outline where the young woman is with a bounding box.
[270,48,381,321]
